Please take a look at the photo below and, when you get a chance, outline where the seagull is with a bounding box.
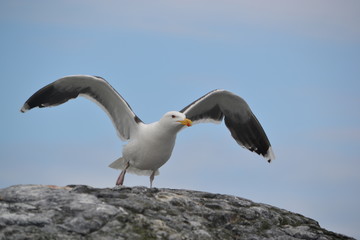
[21,75,275,187]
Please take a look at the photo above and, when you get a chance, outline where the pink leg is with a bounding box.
[116,162,130,186]
[150,171,155,188]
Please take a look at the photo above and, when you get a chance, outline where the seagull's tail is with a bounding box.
[109,157,127,169]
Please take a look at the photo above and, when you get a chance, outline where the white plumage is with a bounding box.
[21,75,275,187]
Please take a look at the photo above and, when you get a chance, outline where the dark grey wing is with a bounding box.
[180,89,275,162]
[21,75,142,141]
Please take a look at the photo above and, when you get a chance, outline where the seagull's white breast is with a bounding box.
[122,122,177,171]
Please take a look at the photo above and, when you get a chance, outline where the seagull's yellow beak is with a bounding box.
[177,118,192,127]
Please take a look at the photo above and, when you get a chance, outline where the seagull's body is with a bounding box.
[109,116,181,183]
[21,75,275,187]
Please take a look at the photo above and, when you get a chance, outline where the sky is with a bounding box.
[1,0,359,238]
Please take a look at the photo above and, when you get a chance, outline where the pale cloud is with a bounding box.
[1,0,359,42]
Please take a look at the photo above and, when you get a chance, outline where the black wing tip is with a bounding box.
[20,103,30,113]
[264,146,275,163]
[20,81,81,113]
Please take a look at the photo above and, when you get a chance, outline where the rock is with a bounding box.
[0,185,354,240]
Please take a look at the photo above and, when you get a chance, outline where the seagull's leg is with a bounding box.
[150,171,156,188]
[116,162,130,186]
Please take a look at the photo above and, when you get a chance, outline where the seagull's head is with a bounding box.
[160,111,192,129]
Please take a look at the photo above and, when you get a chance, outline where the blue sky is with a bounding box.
[1,0,359,238]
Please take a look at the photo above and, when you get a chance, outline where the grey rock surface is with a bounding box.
[0,185,354,240]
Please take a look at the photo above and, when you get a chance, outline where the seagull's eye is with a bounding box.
[171,115,176,118]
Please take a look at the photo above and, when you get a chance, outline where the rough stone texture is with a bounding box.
[0,185,354,240]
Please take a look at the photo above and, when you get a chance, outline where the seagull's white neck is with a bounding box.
[149,121,182,139]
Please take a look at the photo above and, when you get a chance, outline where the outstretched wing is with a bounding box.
[181,89,275,162]
[21,75,142,141]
